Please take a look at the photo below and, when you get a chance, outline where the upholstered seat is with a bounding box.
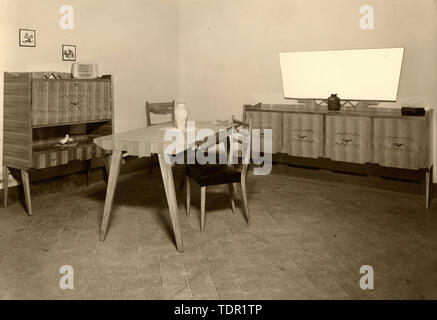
[186,164,241,187]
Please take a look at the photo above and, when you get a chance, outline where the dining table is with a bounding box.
[93,121,231,252]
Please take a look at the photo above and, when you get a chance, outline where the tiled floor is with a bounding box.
[0,164,437,300]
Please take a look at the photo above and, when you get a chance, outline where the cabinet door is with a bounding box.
[282,113,324,158]
[85,80,111,121]
[102,81,111,119]
[32,80,61,126]
[373,118,427,169]
[245,111,282,154]
[325,115,371,164]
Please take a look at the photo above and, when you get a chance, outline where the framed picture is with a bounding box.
[62,45,76,61]
[19,29,36,47]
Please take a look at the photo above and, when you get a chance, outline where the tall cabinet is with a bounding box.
[3,72,113,215]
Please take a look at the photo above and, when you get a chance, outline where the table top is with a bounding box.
[94,121,231,157]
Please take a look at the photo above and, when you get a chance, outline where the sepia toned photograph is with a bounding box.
[18,29,36,47]
[0,0,437,311]
[62,45,76,61]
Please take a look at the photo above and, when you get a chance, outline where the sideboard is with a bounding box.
[3,72,113,215]
[244,103,433,209]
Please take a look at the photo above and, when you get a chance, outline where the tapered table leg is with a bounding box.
[99,150,123,241]
[426,165,433,210]
[21,170,32,216]
[3,166,9,208]
[158,154,183,252]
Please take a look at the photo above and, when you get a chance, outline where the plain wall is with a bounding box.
[177,0,437,178]
[0,0,179,179]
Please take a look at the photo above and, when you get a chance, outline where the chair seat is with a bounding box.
[186,164,241,187]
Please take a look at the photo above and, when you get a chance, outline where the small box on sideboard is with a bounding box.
[3,71,114,215]
[401,107,425,116]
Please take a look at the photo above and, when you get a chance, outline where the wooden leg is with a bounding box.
[200,186,206,232]
[179,165,186,191]
[241,176,250,225]
[149,154,155,174]
[3,166,9,208]
[158,154,183,252]
[426,166,433,210]
[186,176,191,217]
[228,184,236,214]
[103,154,111,184]
[20,170,32,216]
[99,150,123,241]
[232,183,239,196]
[86,160,91,187]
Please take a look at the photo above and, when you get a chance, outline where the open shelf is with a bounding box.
[32,119,111,129]
[31,121,111,169]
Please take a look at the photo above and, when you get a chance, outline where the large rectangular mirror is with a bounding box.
[279,48,404,102]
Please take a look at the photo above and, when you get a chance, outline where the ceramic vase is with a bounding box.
[175,103,188,131]
[327,94,341,111]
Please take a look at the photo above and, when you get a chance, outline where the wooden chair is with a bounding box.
[145,100,175,127]
[186,116,252,231]
[145,100,175,173]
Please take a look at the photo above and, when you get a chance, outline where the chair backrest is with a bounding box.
[145,100,175,126]
[228,115,253,177]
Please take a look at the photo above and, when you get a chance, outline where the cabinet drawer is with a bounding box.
[325,116,371,164]
[245,111,282,154]
[373,118,427,169]
[282,113,323,158]
[32,80,59,126]
[32,150,70,169]
[32,144,104,169]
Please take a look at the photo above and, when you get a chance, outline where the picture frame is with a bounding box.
[19,29,36,47]
[62,45,76,61]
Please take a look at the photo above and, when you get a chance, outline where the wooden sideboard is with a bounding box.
[244,103,433,208]
[3,72,113,215]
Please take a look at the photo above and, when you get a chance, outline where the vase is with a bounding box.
[175,102,188,131]
[327,94,341,111]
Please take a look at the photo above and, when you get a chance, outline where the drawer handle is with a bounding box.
[342,138,353,144]
[297,135,307,139]
[392,142,405,150]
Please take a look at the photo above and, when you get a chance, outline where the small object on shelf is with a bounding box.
[72,63,98,79]
[327,94,341,111]
[401,107,425,116]
[59,134,70,145]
